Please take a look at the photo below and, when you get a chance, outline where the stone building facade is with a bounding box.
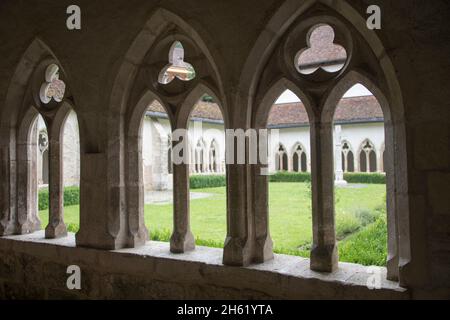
[37,94,385,190]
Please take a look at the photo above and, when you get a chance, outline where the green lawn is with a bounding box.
[39,182,387,266]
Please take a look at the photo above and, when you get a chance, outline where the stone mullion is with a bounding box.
[170,137,195,253]
[16,122,41,234]
[125,134,148,247]
[252,131,273,263]
[223,104,254,266]
[0,145,16,235]
[310,120,338,272]
[365,150,370,173]
[45,128,67,238]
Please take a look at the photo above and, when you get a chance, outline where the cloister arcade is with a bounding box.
[0,0,448,299]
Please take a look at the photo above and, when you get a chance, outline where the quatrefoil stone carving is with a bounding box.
[39,64,66,104]
[158,41,196,85]
[296,25,347,75]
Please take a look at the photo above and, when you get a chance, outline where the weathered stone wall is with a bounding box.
[0,232,411,300]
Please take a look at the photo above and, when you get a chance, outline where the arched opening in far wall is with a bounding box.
[262,88,313,258]
[292,143,308,172]
[139,99,174,242]
[332,83,387,267]
[186,94,226,247]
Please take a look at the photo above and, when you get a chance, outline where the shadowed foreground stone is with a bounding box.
[0,232,408,300]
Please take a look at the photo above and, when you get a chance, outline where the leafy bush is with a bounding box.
[353,208,377,226]
[67,223,79,233]
[335,212,361,240]
[150,228,172,242]
[343,173,386,184]
[338,215,387,266]
[38,186,80,211]
[269,171,311,183]
[38,190,49,211]
[190,175,226,189]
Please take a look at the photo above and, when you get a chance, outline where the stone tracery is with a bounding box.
[39,64,66,104]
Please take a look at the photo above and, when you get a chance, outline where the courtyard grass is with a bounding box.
[39,182,387,266]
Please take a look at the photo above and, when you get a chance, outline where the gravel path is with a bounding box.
[144,190,213,205]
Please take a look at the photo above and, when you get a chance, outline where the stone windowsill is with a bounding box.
[0,231,408,299]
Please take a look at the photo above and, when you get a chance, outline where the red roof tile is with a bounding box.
[148,95,383,126]
[268,95,383,126]
[298,25,347,68]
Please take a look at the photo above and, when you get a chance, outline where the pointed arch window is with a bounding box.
[341,141,354,172]
[275,144,288,171]
[359,140,377,172]
[293,144,307,172]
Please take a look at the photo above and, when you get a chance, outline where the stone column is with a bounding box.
[365,151,370,173]
[334,125,347,186]
[288,153,293,172]
[16,122,41,234]
[223,123,254,266]
[343,152,348,172]
[76,153,119,249]
[204,150,209,173]
[45,128,67,238]
[125,133,148,247]
[159,135,169,190]
[223,163,253,266]
[310,121,338,272]
[252,130,273,263]
[0,145,16,236]
[170,137,194,253]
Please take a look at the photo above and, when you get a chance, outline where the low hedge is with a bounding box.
[269,172,385,184]
[188,172,385,189]
[190,175,226,189]
[343,173,386,184]
[269,171,311,183]
[37,173,385,207]
[38,186,80,211]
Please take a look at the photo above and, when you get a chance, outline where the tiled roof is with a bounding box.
[268,95,384,126]
[148,95,383,126]
[148,101,223,121]
[298,25,347,68]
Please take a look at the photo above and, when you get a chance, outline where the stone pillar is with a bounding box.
[0,145,16,236]
[76,153,119,249]
[223,163,253,266]
[288,153,293,172]
[343,152,348,172]
[252,131,273,263]
[16,123,41,234]
[365,151,370,173]
[384,123,399,281]
[125,132,148,247]
[310,121,338,272]
[170,138,194,253]
[45,129,67,238]
[334,125,347,186]
[222,121,254,266]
